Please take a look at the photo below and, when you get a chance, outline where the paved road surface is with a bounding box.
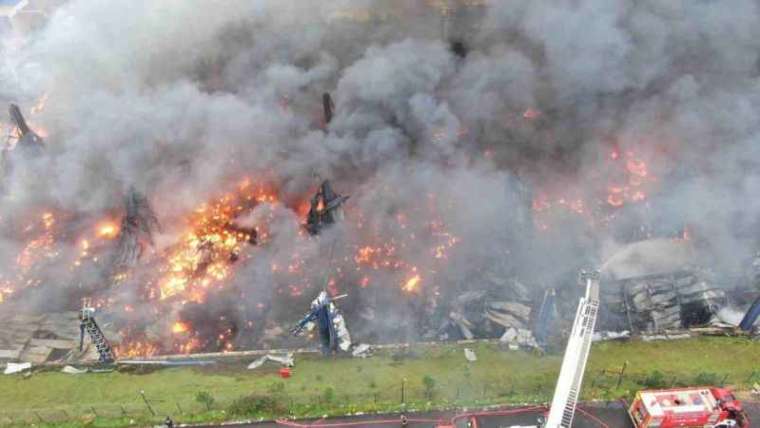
[193,401,760,428]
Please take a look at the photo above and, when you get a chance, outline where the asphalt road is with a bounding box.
[193,401,760,428]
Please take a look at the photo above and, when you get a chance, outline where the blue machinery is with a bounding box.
[291,291,352,355]
[739,296,760,332]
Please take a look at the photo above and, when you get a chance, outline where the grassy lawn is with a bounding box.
[0,337,758,427]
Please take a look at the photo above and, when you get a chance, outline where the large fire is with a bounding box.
[0,45,661,358]
[0,139,663,358]
[156,180,275,302]
[0,0,752,368]
[531,145,658,231]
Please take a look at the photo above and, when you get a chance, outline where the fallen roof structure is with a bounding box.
[0,311,109,365]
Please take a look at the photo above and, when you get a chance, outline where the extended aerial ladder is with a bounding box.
[79,302,116,364]
[544,270,600,428]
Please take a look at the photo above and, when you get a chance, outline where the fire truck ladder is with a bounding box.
[80,307,115,364]
[545,270,600,428]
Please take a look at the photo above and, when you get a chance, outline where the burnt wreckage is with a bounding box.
[433,238,759,348]
[8,103,44,154]
[111,187,161,270]
[600,270,725,332]
[597,239,760,335]
[322,92,335,126]
[291,291,352,355]
[2,104,44,176]
[305,180,349,235]
[0,153,756,365]
[436,280,546,349]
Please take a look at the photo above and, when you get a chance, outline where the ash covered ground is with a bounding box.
[0,0,759,360]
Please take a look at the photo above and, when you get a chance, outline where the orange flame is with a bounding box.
[114,340,159,358]
[172,322,190,334]
[403,274,421,293]
[96,221,119,239]
[158,183,275,300]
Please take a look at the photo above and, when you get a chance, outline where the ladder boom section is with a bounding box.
[546,270,600,428]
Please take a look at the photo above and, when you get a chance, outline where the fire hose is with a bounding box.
[275,417,440,427]
[276,404,611,427]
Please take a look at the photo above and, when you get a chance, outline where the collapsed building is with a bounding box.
[435,278,544,349]
[430,237,759,351]
[600,270,726,333]
[598,239,758,334]
[1,0,760,366]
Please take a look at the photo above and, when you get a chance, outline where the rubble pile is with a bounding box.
[437,277,536,341]
[0,312,109,364]
[601,270,726,333]
[499,327,539,350]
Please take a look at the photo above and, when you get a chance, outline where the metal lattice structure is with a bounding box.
[79,306,115,364]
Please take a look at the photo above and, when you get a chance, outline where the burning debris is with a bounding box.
[0,0,758,362]
[7,103,44,154]
[304,180,349,236]
[154,180,270,303]
[110,187,161,272]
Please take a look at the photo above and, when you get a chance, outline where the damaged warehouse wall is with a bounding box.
[0,0,758,362]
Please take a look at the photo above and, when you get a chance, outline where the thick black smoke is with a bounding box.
[0,0,759,349]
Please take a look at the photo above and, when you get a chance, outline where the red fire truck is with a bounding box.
[628,387,750,427]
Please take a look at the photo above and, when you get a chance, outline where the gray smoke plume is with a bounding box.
[0,0,759,351]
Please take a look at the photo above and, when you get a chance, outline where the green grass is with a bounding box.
[1,337,758,427]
